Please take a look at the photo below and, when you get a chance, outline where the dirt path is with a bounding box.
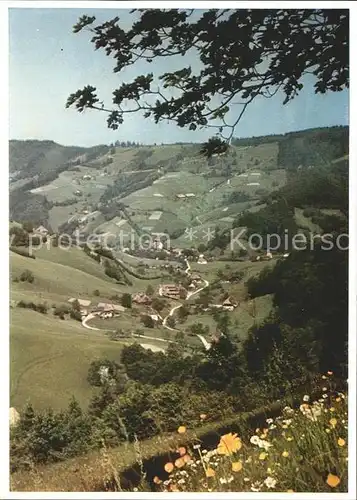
[82,313,176,351]
[162,258,211,349]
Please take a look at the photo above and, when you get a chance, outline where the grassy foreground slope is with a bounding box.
[11,378,347,493]
[10,308,125,410]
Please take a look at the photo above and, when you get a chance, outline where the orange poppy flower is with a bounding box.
[174,457,185,468]
[326,473,340,488]
[205,467,215,478]
[182,454,192,463]
[232,461,243,472]
[330,418,337,428]
[217,432,242,456]
[338,438,346,447]
[153,476,162,484]
[164,462,174,473]
[177,446,186,456]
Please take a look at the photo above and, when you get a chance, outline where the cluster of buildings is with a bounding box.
[68,298,125,318]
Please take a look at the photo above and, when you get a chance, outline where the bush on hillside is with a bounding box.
[121,293,132,308]
[19,270,35,283]
[17,300,47,314]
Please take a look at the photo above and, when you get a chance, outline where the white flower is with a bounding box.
[283,405,294,414]
[244,477,250,482]
[206,449,217,458]
[266,418,274,424]
[202,449,208,455]
[133,488,138,492]
[227,476,234,483]
[303,395,310,402]
[322,393,328,399]
[283,419,292,426]
[269,424,277,430]
[178,478,185,485]
[251,481,262,492]
[193,444,201,449]
[264,477,277,489]
[220,478,228,484]
[259,439,272,451]
[322,387,328,391]
[245,456,252,463]
[250,435,261,445]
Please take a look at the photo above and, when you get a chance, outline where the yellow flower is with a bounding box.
[322,375,327,379]
[286,436,293,441]
[217,432,242,456]
[330,407,336,412]
[153,476,162,484]
[177,446,186,456]
[326,473,340,488]
[164,462,174,473]
[175,457,185,468]
[338,438,346,447]
[282,451,289,458]
[325,428,331,434]
[287,489,294,493]
[177,426,186,434]
[330,418,337,428]
[205,467,215,478]
[232,461,243,472]
[259,452,267,460]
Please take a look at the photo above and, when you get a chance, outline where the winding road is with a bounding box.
[162,258,211,350]
[82,257,211,351]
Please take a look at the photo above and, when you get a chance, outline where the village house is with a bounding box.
[133,292,152,305]
[96,303,125,312]
[95,302,125,319]
[34,225,49,236]
[68,298,91,308]
[222,297,238,311]
[159,284,187,300]
[197,254,208,265]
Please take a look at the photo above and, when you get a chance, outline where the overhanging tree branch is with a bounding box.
[67,8,348,156]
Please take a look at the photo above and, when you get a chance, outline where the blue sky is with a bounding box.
[9,8,349,147]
